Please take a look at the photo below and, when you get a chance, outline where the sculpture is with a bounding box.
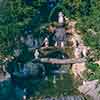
[44,37,49,47]
[34,49,39,59]
[54,27,66,48]
[58,12,64,24]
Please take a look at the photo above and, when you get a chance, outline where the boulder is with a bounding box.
[72,62,87,79]
[78,80,100,100]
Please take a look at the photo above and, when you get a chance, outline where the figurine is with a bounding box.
[20,36,25,43]
[23,88,27,100]
[53,75,56,84]
[34,49,39,59]
[58,12,64,24]
[44,37,49,47]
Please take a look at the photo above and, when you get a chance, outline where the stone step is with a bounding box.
[43,96,85,100]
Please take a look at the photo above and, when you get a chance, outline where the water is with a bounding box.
[0,66,80,100]
[36,73,75,97]
[0,44,77,99]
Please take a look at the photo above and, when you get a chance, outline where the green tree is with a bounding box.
[0,0,47,56]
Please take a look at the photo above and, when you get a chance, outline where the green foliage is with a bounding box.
[83,32,100,48]
[87,62,99,71]
[86,62,100,80]
[0,0,47,56]
[88,66,100,80]
[0,0,100,58]
[76,0,100,60]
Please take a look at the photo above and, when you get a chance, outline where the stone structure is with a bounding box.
[54,27,66,47]
[31,96,85,100]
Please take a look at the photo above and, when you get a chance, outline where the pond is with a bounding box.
[0,62,80,100]
[0,45,79,100]
[33,73,77,97]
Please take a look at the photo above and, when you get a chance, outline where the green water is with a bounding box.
[4,74,78,99]
[0,45,78,99]
[36,74,75,96]
[31,72,79,98]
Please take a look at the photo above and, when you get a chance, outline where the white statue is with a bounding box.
[58,12,64,24]
[23,88,27,100]
[20,36,24,43]
[34,49,39,59]
[54,41,57,47]
[53,75,56,84]
[44,37,49,47]
[61,41,64,48]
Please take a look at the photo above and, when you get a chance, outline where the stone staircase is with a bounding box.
[32,96,86,100]
[62,96,85,100]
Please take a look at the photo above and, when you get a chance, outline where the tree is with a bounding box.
[76,0,100,60]
[0,0,100,58]
[0,0,47,56]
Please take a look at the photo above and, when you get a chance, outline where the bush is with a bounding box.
[86,62,100,80]
[87,62,99,71]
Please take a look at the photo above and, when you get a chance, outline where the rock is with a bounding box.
[78,80,100,100]
[78,43,90,57]
[88,29,97,35]
[68,20,77,28]
[74,47,82,58]
[0,68,11,82]
[72,62,87,79]
[95,61,100,65]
